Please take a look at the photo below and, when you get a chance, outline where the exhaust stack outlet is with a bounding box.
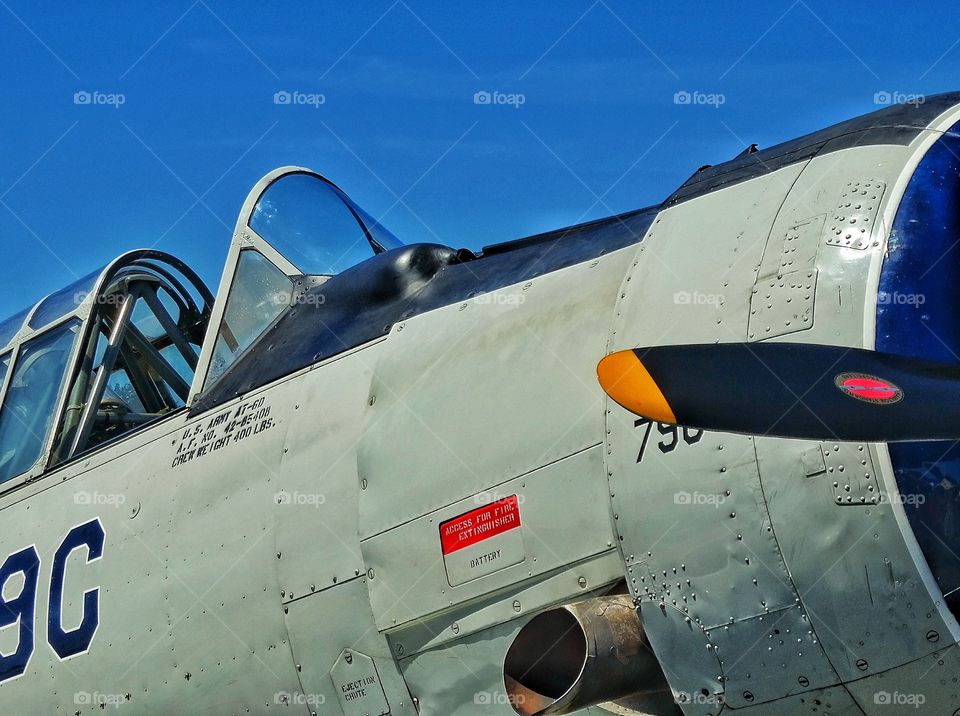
[503,595,672,715]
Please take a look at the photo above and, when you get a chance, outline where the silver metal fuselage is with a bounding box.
[3,97,960,715]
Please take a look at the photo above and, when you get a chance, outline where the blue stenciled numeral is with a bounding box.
[0,546,40,682]
[0,519,105,680]
[48,519,104,660]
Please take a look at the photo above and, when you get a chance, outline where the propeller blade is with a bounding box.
[597,343,960,442]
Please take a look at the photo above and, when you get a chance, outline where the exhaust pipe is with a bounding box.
[503,596,674,715]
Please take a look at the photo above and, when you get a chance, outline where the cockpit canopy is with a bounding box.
[201,169,402,386]
[0,252,212,486]
[250,171,402,275]
[0,167,402,489]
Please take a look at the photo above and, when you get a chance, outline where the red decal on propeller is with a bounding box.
[835,373,903,404]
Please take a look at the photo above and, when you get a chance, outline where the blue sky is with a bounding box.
[0,1,957,318]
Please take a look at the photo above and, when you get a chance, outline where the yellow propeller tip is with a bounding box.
[597,350,677,424]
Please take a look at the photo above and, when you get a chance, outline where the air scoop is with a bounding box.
[503,596,674,715]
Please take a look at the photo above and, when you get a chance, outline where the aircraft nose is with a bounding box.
[874,122,960,617]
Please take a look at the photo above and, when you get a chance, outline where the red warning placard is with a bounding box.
[440,495,522,555]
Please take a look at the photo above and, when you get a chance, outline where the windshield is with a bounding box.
[206,250,292,385]
[0,321,79,483]
[249,172,402,276]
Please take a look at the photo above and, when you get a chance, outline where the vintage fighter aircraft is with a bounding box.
[1,92,960,716]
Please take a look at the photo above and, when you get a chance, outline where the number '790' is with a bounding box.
[0,518,104,683]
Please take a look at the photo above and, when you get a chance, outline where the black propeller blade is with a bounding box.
[597,342,960,442]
